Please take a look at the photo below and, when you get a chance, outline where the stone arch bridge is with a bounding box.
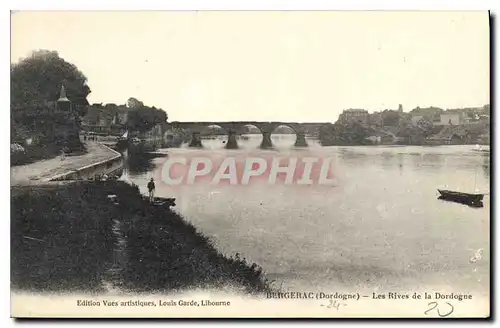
[166,121,328,149]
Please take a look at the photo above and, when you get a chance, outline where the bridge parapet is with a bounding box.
[167,121,330,149]
[169,121,313,133]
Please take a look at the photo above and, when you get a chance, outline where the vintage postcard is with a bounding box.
[10,11,490,318]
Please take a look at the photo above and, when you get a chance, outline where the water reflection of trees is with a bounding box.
[421,153,444,164]
[380,152,394,167]
[336,149,369,167]
[336,148,490,176]
[408,153,444,170]
[123,151,164,175]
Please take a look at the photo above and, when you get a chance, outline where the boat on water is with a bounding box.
[437,189,484,207]
[151,196,176,208]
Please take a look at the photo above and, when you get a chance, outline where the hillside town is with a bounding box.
[320,104,490,146]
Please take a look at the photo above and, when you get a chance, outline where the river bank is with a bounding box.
[10,142,122,185]
[11,180,271,295]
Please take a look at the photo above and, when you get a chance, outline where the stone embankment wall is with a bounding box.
[50,144,123,181]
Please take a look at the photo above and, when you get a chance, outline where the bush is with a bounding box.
[10,143,88,166]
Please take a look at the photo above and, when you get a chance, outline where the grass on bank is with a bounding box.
[11,181,271,295]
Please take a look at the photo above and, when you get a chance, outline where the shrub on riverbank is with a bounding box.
[11,181,271,295]
[11,143,59,166]
[10,142,88,166]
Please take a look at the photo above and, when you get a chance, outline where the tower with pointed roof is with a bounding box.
[54,84,79,148]
[57,85,71,111]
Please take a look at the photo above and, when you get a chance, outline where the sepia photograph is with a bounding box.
[9,10,490,318]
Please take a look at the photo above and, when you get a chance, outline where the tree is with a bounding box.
[416,117,434,134]
[319,121,371,146]
[127,97,144,109]
[125,98,168,133]
[381,110,401,127]
[11,50,91,147]
[11,50,90,114]
[104,103,118,111]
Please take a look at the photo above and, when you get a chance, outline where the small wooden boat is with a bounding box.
[151,197,176,208]
[438,189,484,206]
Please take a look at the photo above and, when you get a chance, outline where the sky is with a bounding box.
[11,11,490,123]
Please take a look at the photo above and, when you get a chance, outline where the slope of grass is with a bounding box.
[11,181,271,295]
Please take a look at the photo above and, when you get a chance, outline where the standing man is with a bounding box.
[147,178,156,203]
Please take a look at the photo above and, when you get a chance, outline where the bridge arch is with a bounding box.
[274,123,308,148]
[199,124,230,149]
[236,124,263,149]
[170,121,312,149]
[270,124,297,149]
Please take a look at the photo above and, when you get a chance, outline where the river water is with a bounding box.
[120,135,490,296]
